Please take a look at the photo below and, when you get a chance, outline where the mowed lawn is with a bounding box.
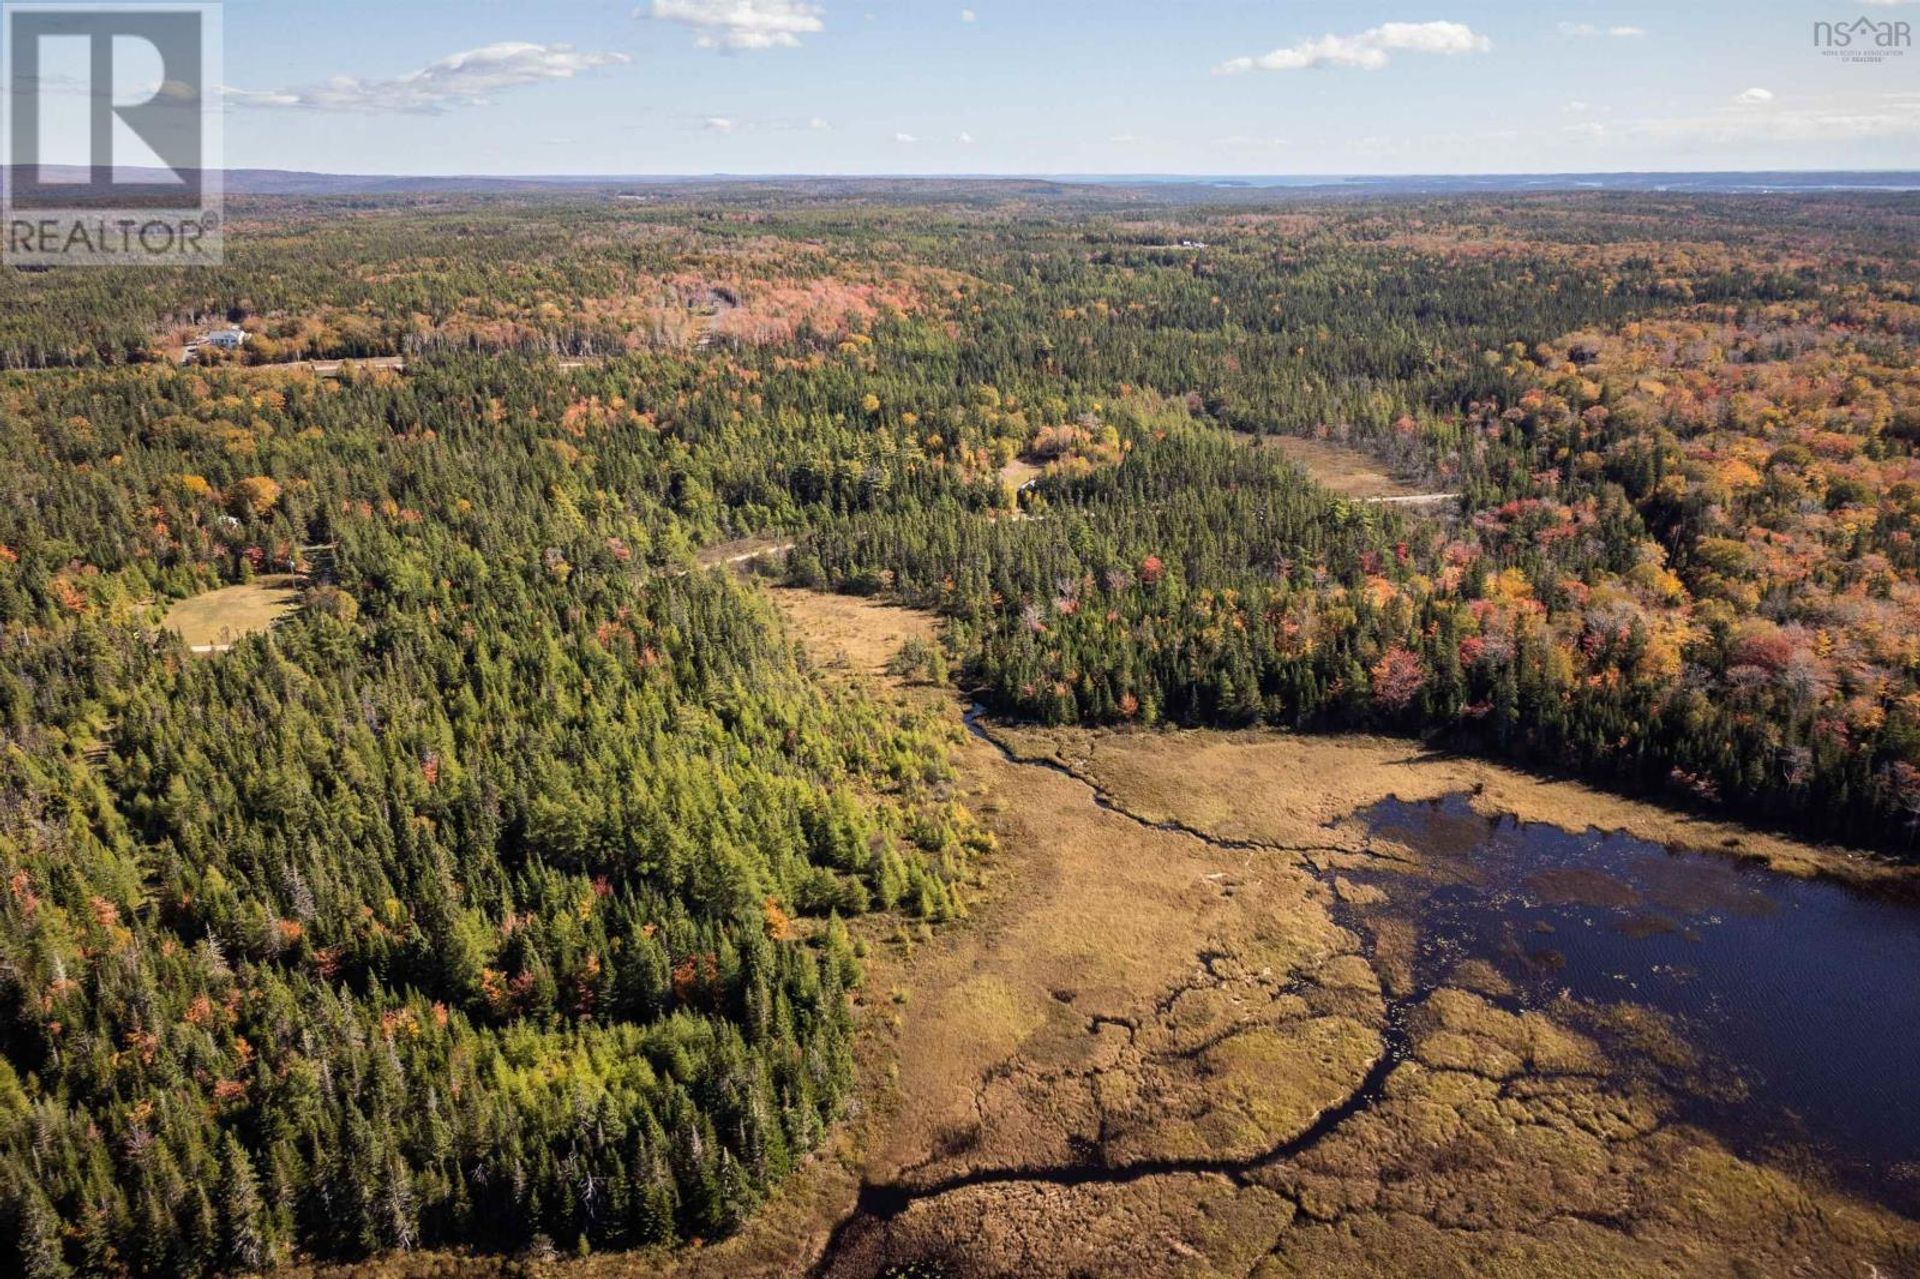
[161,575,302,651]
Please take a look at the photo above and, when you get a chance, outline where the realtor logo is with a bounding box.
[1814,15,1910,63]
[3,2,223,265]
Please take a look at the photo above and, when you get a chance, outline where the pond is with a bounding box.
[1356,795,1920,1217]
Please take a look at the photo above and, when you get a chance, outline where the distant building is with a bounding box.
[183,327,250,364]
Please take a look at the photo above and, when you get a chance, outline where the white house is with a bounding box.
[183,327,251,363]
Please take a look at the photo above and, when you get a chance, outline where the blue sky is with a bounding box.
[143,0,1920,173]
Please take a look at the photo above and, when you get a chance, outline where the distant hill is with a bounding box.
[7,166,1917,199]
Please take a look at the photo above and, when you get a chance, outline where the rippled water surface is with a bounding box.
[1357,795,1920,1216]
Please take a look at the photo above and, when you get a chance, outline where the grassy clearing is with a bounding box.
[160,575,302,651]
[998,456,1044,493]
[768,585,941,679]
[1238,432,1425,500]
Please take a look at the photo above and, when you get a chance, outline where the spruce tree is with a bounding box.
[218,1133,269,1274]
[16,1183,72,1279]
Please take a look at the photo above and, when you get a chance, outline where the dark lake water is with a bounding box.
[1356,795,1920,1217]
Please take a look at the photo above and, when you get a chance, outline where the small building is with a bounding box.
[183,327,250,364]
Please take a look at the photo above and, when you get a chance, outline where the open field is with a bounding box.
[768,585,939,676]
[1238,433,1431,501]
[160,576,302,652]
[997,457,1044,494]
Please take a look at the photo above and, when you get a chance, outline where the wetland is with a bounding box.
[783,592,1920,1279]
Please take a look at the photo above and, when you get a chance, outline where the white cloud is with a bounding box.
[705,116,736,132]
[808,116,831,130]
[1735,87,1774,105]
[960,8,976,21]
[894,131,917,143]
[228,43,628,113]
[958,130,975,144]
[1214,21,1490,74]
[1559,22,1646,38]
[644,0,824,51]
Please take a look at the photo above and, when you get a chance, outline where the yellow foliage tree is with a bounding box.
[226,476,283,518]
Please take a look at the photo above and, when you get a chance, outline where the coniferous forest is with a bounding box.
[2,185,1918,1274]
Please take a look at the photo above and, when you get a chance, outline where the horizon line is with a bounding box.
[11,165,1920,181]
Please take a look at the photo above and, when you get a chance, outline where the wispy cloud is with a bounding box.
[1559,22,1647,38]
[228,43,627,113]
[894,131,918,143]
[1214,21,1490,74]
[1563,94,1920,145]
[643,0,825,51]
[684,113,838,134]
[960,8,976,22]
[1213,134,1292,150]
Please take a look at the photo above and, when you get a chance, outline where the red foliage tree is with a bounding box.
[1370,645,1427,712]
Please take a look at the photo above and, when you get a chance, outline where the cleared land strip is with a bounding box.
[248,354,604,376]
[4,353,622,377]
[1360,491,1457,505]
[688,537,797,573]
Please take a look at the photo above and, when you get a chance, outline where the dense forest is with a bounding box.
[2,185,1918,1274]
[0,324,984,1272]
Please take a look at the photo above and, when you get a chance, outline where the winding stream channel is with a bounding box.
[810,712,1422,1277]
